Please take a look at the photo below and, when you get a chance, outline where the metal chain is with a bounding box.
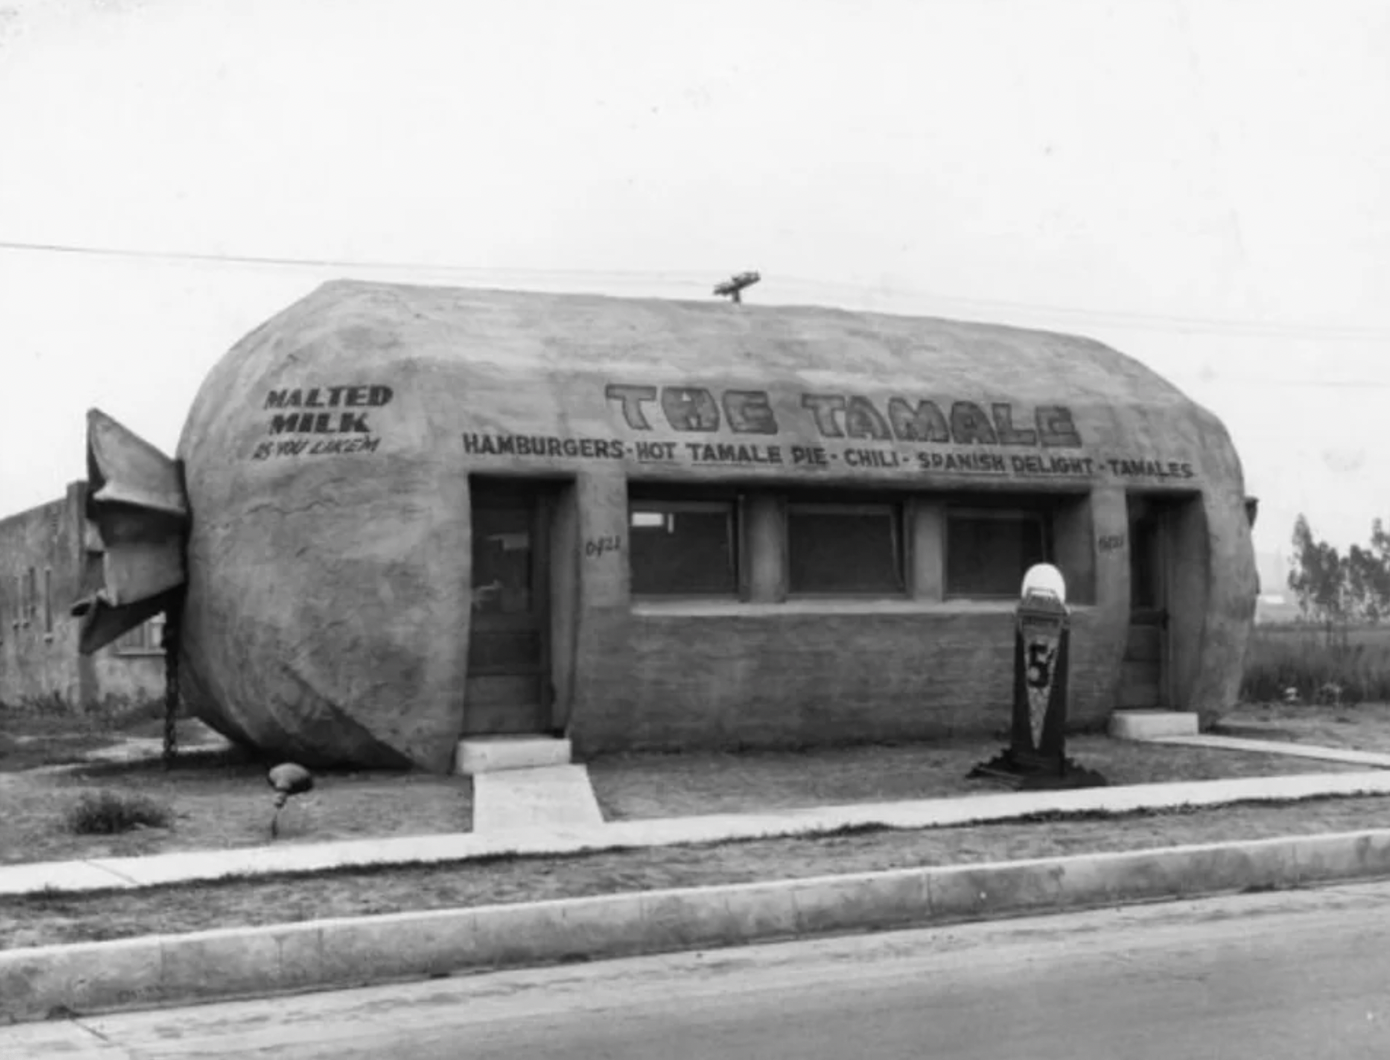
[162,600,181,770]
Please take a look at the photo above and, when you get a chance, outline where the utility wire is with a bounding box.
[3,236,1390,343]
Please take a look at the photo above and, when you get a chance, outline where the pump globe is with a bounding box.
[1021,563,1067,604]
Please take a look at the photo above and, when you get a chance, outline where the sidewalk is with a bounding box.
[5,733,1390,898]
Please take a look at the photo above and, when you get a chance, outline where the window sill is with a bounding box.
[632,598,1097,618]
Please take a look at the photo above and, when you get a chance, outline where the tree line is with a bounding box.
[1287,515,1390,627]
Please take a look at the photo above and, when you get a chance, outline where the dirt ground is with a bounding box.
[9,793,1390,950]
[2,703,1390,949]
[0,740,473,867]
[1213,701,1390,755]
[585,732,1365,821]
[1,703,1380,868]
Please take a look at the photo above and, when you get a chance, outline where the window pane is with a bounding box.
[629,502,737,595]
[788,505,903,595]
[472,506,534,614]
[946,515,1046,597]
[1130,517,1161,610]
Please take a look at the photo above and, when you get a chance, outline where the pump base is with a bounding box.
[967,749,1109,791]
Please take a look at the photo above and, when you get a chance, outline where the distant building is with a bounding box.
[1256,549,1291,602]
[0,483,166,709]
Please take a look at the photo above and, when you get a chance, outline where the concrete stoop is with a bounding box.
[455,736,572,775]
[1108,709,1200,741]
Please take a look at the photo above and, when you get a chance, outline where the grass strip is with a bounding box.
[8,793,1390,951]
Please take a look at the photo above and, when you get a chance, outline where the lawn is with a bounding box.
[10,793,1390,951]
[0,707,473,866]
[2,697,1380,868]
[3,698,1390,950]
[585,733,1365,822]
[1215,701,1390,756]
[1242,624,1390,703]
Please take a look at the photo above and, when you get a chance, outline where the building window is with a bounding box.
[115,616,166,655]
[628,498,739,596]
[787,501,905,596]
[25,567,36,626]
[945,509,1049,599]
[43,568,52,634]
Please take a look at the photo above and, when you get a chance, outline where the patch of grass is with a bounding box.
[1242,625,1390,704]
[0,734,120,773]
[13,792,1390,950]
[0,695,189,738]
[586,735,1361,822]
[63,791,172,835]
[1,757,474,866]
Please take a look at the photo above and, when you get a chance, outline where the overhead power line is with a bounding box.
[3,236,1390,343]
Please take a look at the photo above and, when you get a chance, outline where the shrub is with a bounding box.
[1241,626,1390,705]
[64,790,172,835]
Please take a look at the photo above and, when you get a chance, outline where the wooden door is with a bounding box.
[1120,502,1168,709]
[464,481,551,735]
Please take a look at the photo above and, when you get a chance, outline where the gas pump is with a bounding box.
[968,564,1107,790]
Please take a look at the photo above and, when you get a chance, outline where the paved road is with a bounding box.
[11,881,1390,1058]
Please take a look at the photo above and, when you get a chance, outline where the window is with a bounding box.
[43,568,52,634]
[629,498,739,596]
[24,568,35,626]
[946,509,1048,598]
[1130,515,1162,610]
[115,616,166,655]
[787,502,905,596]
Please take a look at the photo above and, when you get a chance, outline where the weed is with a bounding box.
[64,790,172,835]
[1242,625,1390,704]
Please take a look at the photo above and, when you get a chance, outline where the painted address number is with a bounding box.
[584,535,623,559]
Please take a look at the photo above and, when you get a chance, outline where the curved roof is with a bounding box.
[180,279,1244,492]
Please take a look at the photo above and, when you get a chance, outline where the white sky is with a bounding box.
[1,0,1387,561]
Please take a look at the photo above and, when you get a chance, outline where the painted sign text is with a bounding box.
[604,385,1083,449]
[251,384,394,460]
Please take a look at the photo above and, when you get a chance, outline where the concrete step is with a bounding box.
[454,735,572,775]
[471,764,606,832]
[1108,709,1200,741]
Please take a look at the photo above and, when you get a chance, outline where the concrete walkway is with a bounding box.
[472,764,606,832]
[5,727,1390,898]
[1151,733,1390,769]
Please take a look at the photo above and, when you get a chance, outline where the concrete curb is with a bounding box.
[6,826,1390,1025]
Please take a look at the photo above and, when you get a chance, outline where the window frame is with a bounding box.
[783,496,911,600]
[626,489,745,600]
[943,505,1052,601]
[115,616,167,656]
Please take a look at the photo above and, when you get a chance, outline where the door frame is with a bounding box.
[1126,494,1173,708]
[465,477,557,735]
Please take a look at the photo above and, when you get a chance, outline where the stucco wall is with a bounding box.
[91,649,166,708]
[569,605,1128,754]
[0,486,82,706]
[0,482,168,712]
[564,475,1134,755]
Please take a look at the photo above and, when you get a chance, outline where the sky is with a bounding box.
[1,0,1387,564]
